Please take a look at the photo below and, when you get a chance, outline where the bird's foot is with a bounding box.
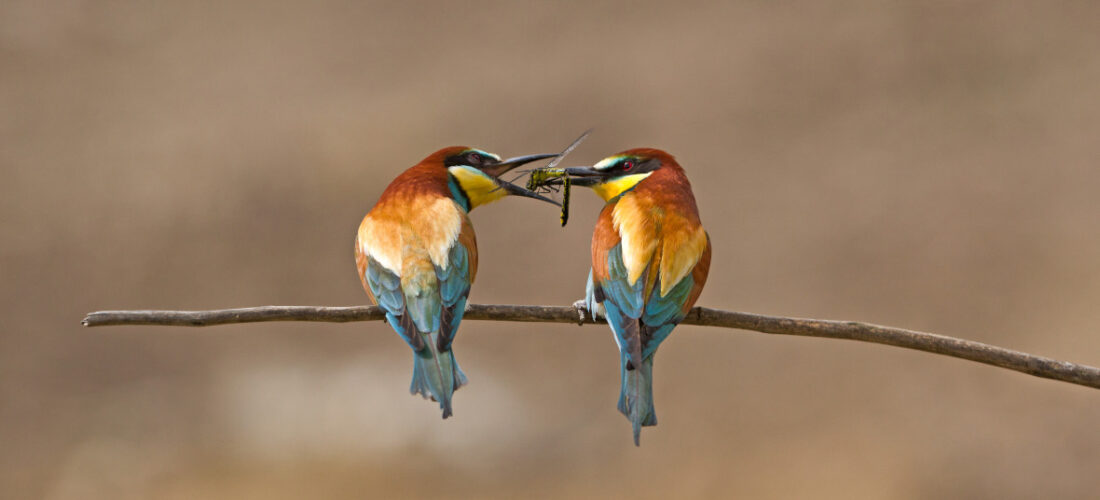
[572,300,588,326]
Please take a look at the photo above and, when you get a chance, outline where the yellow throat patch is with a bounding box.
[592,173,653,202]
[448,166,508,209]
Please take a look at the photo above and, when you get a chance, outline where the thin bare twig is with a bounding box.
[82,304,1100,391]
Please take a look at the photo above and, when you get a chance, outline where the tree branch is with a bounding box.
[82,304,1100,391]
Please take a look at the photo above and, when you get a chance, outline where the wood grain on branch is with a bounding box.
[82,304,1100,391]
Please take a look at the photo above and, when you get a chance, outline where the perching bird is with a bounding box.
[561,149,711,445]
[355,147,558,418]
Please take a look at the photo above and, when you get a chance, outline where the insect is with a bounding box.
[525,167,563,192]
[521,129,590,227]
[525,167,570,226]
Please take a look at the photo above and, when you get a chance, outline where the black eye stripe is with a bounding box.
[445,151,490,167]
[593,156,657,173]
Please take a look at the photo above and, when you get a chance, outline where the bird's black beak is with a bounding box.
[480,153,558,178]
[559,166,604,187]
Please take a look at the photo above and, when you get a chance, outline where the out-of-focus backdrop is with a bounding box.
[4,1,1100,498]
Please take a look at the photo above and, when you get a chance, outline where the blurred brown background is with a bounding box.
[4,1,1100,498]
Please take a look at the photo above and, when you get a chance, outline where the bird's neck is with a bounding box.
[447,175,472,212]
[447,166,506,211]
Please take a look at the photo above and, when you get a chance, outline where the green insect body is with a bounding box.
[527,129,588,227]
[526,168,565,192]
[525,167,571,227]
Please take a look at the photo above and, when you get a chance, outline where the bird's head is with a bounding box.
[436,146,560,210]
[558,148,679,201]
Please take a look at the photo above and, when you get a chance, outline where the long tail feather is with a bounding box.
[409,335,468,419]
[617,355,656,446]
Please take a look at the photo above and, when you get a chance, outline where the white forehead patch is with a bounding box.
[467,149,502,162]
[594,154,627,171]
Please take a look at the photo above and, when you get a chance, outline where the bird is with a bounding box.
[560,148,711,445]
[355,147,558,418]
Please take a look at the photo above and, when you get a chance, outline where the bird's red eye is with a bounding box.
[622,161,634,171]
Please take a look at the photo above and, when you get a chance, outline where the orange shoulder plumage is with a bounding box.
[591,203,621,284]
[681,234,711,315]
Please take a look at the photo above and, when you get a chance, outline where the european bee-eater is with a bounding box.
[561,149,711,445]
[355,147,557,418]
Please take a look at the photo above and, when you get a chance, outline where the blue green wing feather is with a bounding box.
[364,256,424,351]
[435,241,471,351]
[596,244,695,364]
[398,239,471,347]
[603,245,645,318]
[363,241,470,352]
[641,272,694,359]
[596,244,646,369]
